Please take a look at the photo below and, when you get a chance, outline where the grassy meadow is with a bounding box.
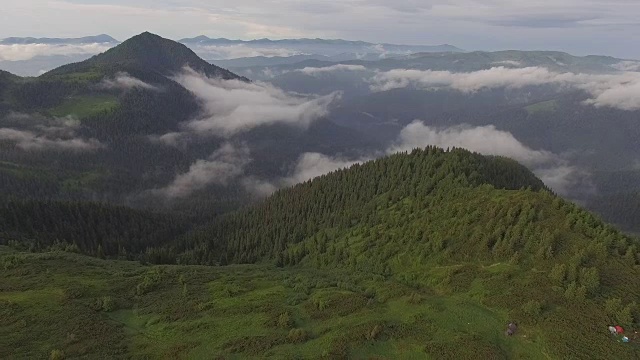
[2,245,638,359]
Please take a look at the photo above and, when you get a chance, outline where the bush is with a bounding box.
[50,349,65,360]
[522,300,543,320]
[287,328,309,343]
[366,324,384,340]
[136,268,163,295]
[408,293,423,304]
[92,296,117,312]
[277,312,293,329]
[101,296,116,312]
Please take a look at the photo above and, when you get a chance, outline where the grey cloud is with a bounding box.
[388,121,554,166]
[0,127,103,151]
[370,66,640,111]
[99,72,158,91]
[157,143,251,199]
[492,60,523,67]
[0,43,113,61]
[387,120,583,195]
[148,132,187,147]
[488,14,599,28]
[0,114,104,151]
[612,61,640,72]
[242,121,585,197]
[290,2,345,14]
[241,177,279,198]
[535,165,593,197]
[174,68,341,137]
[240,152,369,198]
[297,64,368,76]
[189,45,303,60]
[285,152,365,185]
[367,0,437,13]
[583,81,640,110]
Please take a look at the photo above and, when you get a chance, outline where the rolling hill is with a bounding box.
[1,147,639,358]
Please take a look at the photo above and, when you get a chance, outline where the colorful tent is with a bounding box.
[615,325,624,334]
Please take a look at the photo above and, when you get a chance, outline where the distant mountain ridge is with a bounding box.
[179,36,464,61]
[180,35,463,51]
[0,34,118,45]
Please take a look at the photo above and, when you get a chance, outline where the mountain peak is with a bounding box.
[46,32,245,80]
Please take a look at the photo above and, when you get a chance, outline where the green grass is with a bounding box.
[525,100,559,115]
[49,95,118,118]
[7,246,636,359]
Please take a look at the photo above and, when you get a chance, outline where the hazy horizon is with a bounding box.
[2,1,640,59]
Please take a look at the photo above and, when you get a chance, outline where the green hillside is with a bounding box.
[2,147,639,358]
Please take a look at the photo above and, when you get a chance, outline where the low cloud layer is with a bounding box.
[285,152,364,184]
[239,152,366,198]
[389,121,553,167]
[370,66,640,111]
[0,43,113,61]
[157,143,251,199]
[0,114,104,151]
[297,64,368,76]
[189,44,303,60]
[99,72,158,91]
[174,68,341,137]
[492,60,523,67]
[612,61,640,72]
[389,121,583,195]
[257,121,583,197]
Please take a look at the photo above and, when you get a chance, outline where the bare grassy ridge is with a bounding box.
[1,238,638,359]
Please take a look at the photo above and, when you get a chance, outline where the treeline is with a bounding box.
[0,200,188,259]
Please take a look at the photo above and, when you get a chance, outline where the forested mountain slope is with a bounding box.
[191,147,549,264]
[172,147,640,358]
[2,147,639,359]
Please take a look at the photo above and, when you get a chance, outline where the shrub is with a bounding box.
[407,293,423,304]
[277,312,293,329]
[366,324,384,340]
[50,349,65,360]
[101,296,116,312]
[287,328,309,343]
[549,264,566,285]
[522,300,542,319]
[136,268,163,295]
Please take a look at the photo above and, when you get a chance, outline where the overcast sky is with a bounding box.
[2,0,640,58]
